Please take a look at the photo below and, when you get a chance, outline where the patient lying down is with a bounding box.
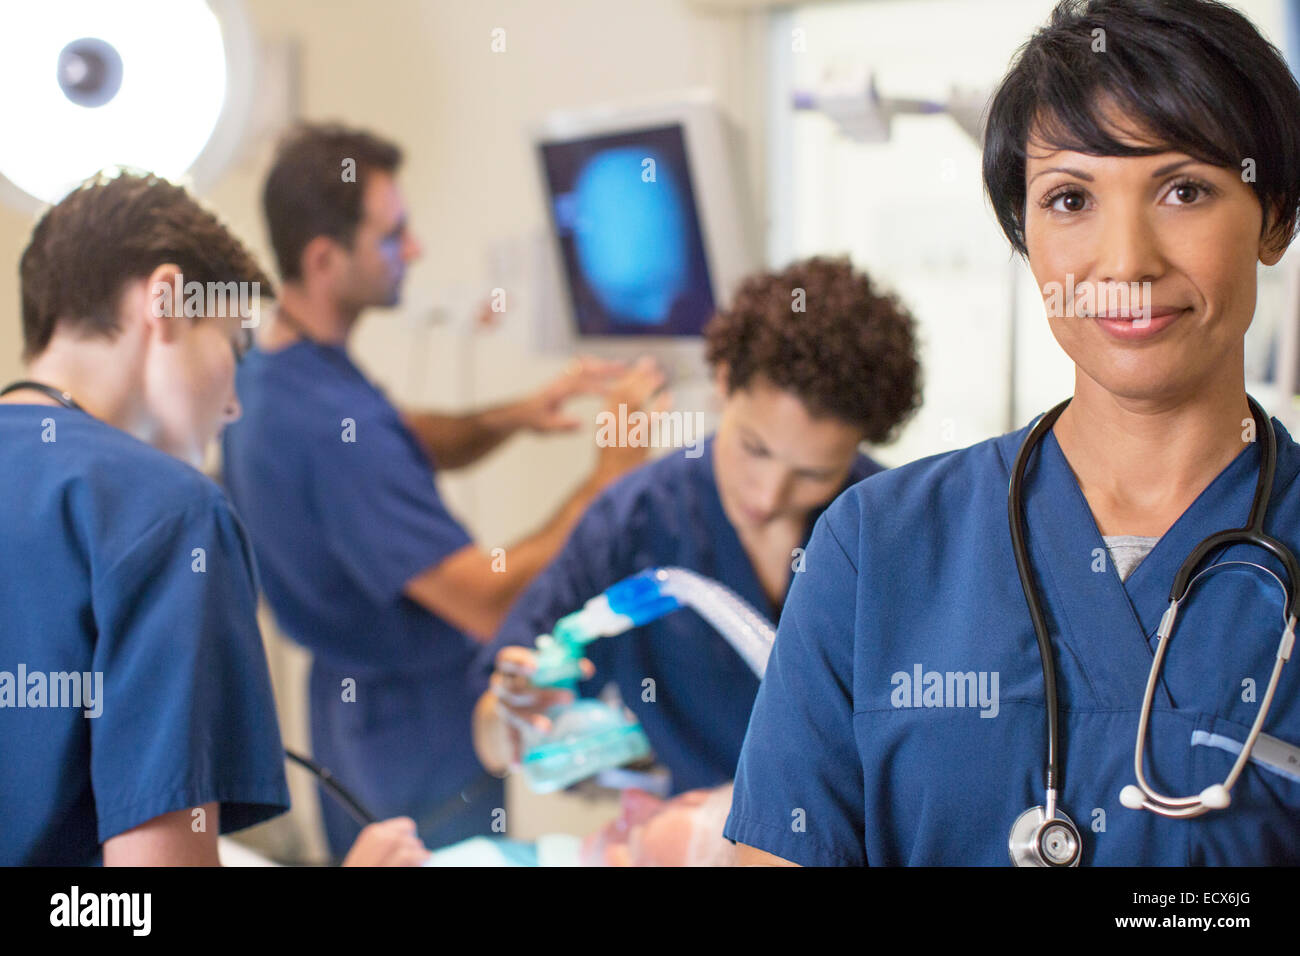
[581,785,735,867]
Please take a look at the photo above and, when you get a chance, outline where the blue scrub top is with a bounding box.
[484,435,883,794]
[222,342,476,674]
[0,407,289,865]
[221,342,494,854]
[727,414,1300,865]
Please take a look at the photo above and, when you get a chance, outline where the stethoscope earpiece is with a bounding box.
[1200,784,1231,810]
[1120,781,1231,815]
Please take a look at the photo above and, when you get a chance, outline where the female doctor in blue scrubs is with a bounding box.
[728,0,1300,866]
[473,257,921,795]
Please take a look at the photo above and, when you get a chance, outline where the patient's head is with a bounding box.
[581,785,736,867]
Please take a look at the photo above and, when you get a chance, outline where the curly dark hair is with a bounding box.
[20,169,273,361]
[704,257,921,444]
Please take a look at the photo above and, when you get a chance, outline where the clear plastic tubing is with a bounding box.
[552,567,776,677]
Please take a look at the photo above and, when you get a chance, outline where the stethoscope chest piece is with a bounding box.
[1009,805,1081,867]
[1005,395,1295,862]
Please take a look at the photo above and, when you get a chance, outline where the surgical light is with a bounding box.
[0,0,254,210]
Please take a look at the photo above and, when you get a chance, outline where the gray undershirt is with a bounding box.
[1102,534,1160,581]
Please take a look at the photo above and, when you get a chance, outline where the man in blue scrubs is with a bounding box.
[0,172,289,865]
[222,124,658,857]
[472,257,922,796]
[729,0,1300,865]
[0,171,422,867]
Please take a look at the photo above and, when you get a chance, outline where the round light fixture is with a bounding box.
[0,0,254,211]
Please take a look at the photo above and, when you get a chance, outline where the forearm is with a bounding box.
[404,461,626,643]
[402,402,524,470]
[492,471,617,605]
[736,844,801,866]
[102,803,222,866]
[456,471,617,638]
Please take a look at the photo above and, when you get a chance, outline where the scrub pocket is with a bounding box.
[1190,713,1300,785]
[1186,711,1300,864]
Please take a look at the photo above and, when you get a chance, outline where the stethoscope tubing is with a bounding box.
[0,380,85,411]
[1013,394,1298,830]
[1008,399,1071,797]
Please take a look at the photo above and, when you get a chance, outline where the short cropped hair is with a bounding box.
[262,122,402,281]
[704,257,921,445]
[19,170,272,361]
[983,0,1300,257]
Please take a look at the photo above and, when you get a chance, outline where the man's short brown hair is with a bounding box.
[262,122,403,281]
[704,256,922,445]
[19,170,272,361]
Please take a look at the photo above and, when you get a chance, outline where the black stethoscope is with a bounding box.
[1007,395,1299,866]
[0,380,86,411]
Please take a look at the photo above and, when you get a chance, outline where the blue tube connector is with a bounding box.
[520,567,778,793]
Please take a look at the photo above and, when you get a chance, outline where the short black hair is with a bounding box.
[20,170,271,361]
[262,122,402,281]
[984,0,1300,256]
[704,257,922,445]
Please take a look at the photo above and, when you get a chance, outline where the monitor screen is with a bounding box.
[539,123,716,336]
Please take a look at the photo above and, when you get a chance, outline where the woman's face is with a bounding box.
[1023,111,1285,404]
[711,371,865,534]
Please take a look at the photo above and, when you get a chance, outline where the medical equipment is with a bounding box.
[285,748,504,855]
[532,94,758,363]
[285,749,376,827]
[1008,395,1299,866]
[521,567,776,793]
[0,380,84,410]
[0,0,261,213]
[793,75,990,146]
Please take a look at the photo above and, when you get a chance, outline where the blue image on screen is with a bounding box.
[541,124,716,336]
